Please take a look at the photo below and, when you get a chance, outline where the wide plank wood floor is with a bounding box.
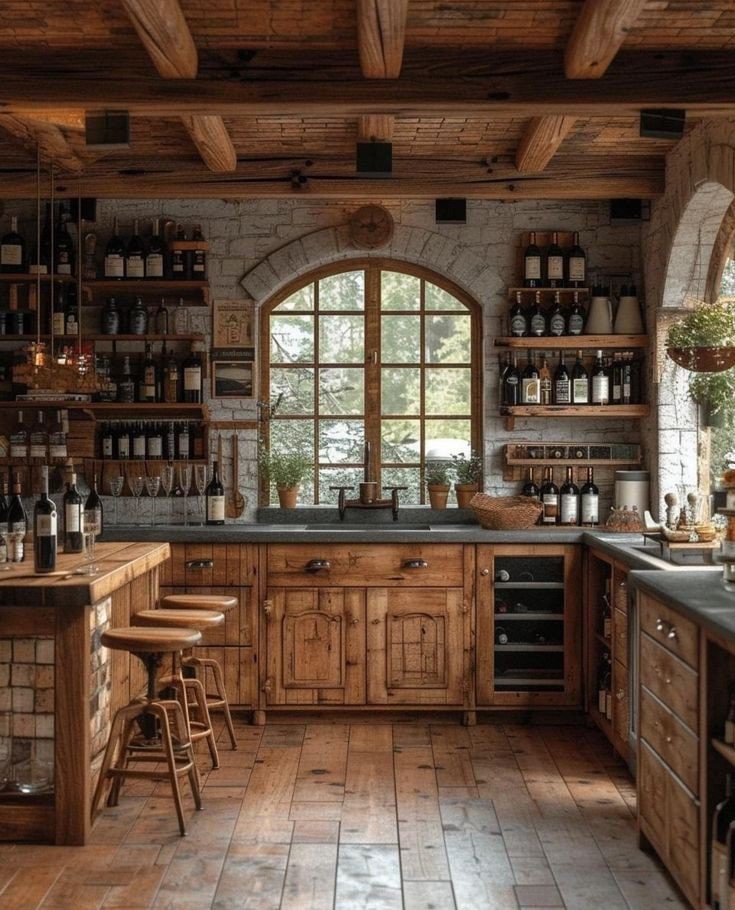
[0,717,686,909]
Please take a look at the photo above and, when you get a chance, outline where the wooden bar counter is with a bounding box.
[0,541,169,845]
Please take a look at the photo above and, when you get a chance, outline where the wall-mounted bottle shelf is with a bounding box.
[0,334,203,343]
[495,335,647,350]
[506,287,590,296]
[500,403,649,430]
[0,276,209,305]
[4,401,208,420]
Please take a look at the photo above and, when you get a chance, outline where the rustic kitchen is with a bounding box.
[1,2,735,909]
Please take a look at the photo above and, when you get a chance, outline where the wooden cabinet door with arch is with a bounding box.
[263,587,366,705]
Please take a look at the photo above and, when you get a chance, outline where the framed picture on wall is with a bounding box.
[212,360,254,399]
[213,299,255,349]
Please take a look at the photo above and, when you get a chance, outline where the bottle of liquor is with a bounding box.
[205,460,225,525]
[118,355,136,403]
[126,219,146,279]
[529,291,546,337]
[523,232,542,288]
[33,466,57,573]
[560,466,580,526]
[54,206,74,276]
[0,474,7,564]
[591,350,609,405]
[191,422,205,460]
[177,421,191,459]
[521,467,540,500]
[567,231,586,288]
[521,351,540,404]
[546,231,564,288]
[502,354,521,407]
[567,291,584,336]
[147,422,163,460]
[182,345,203,403]
[611,353,623,404]
[63,473,84,553]
[602,588,612,639]
[100,296,121,335]
[495,626,509,645]
[548,291,566,337]
[147,219,167,278]
[580,468,600,526]
[63,284,78,335]
[139,343,158,403]
[165,421,176,461]
[191,224,207,279]
[128,296,149,335]
[85,474,104,537]
[598,652,611,716]
[498,352,511,404]
[104,215,126,278]
[7,472,27,562]
[171,224,188,278]
[101,421,114,459]
[540,467,559,525]
[52,284,66,335]
[553,352,571,405]
[162,343,180,403]
[1,216,25,273]
[571,350,589,405]
[509,291,527,337]
[29,411,48,461]
[48,410,67,460]
[117,423,131,460]
[539,355,552,405]
[9,410,28,459]
[132,422,147,460]
[712,775,735,910]
[155,298,169,334]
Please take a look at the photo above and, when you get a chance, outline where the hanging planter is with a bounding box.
[666,300,735,373]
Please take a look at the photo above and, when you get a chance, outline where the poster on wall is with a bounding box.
[212,360,254,399]
[211,299,256,398]
[213,299,255,350]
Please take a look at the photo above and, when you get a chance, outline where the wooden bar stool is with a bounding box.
[91,627,203,837]
[160,594,239,749]
[133,609,224,770]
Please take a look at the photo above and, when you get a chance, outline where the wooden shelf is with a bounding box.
[494,612,564,621]
[82,279,209,304]
[495,643,564,652]
[0,334,202,343]
[495,334,647,349]
[501,403,649,429]
[0,273,74,282]
[5,401,208,419]
[495,581,564,590]
[507,287,590,296]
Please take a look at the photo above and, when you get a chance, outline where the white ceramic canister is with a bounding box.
[614,470,650,516]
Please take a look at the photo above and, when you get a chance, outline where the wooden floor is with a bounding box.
[0,716,686,910]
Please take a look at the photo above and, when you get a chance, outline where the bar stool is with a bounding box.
[160,594,239,749]
[91,627,203,836]
[133,609,224,770]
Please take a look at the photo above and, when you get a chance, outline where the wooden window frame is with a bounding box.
[259,258,483,506]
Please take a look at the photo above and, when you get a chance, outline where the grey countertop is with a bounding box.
[629,569,733,641]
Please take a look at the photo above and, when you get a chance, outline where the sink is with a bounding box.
[631,544,716,566]
[304,523,432,531]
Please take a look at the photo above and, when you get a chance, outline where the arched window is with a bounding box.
[261,260,482,505]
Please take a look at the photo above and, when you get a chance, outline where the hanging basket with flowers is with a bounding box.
[666,299,735,373]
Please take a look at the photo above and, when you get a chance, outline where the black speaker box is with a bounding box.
[356,141,392,177]
[435,198,467,223]
[85,112,131,149]
[639,109,686,140]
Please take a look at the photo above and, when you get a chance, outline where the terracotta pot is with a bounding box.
[277,485,299,508]
[455,482,479,509]
[427,484,450,509]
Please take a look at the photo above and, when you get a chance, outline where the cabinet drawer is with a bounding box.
[639,594,699,669]
[267,544,464,587]
[640,633,698,731]
[613,608,627,667]
[640,687,698,793]
[164,543,257,588]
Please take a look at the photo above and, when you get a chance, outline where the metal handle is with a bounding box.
[347,612,359,626]
[263,599,273,618]
[480,568,490,577]
[305,558,331,573]
[655,618,665,632]
[262,677,273,694]
[667,626,678,640]
[403,558,428,570]
[186,559,214,569]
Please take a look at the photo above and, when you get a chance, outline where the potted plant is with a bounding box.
[688,368,735,428]
[451,451,483,508]
[258,444,311,508]
[425,461,452,509]
[666,299,735,372]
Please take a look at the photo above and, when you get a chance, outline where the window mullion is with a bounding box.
[365,265,381,489]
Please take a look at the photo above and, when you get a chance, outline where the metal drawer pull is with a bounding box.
[186,559,214,569]
[403,558,429,569]
[305,559,331,573]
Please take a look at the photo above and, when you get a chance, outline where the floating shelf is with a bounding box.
[495,335,647,350]
[0,334,203,343]
[507,287,590,296]
[4,401,208,420]
[82,279,209,305]
[0,273,74,283]
[495,644,564,652]
[494,612,564,621]
[495,581,564,590]
[501,404,649,430]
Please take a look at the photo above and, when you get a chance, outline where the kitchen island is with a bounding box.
[0,541,169,845]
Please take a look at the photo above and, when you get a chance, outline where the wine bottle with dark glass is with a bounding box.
[63,284,79,336]
[567,231,586,288]
[205,460,225,525]
[495,626,509,645]
[553,352,571,405]
[34,465,57,573]
[146,219,167,279]
[126,218,146,279]
[63,473,84,553]
[10,410,28,459]
[7,472,27,562]
[52,284,66,336]
[191,224,207,279]
[529,291,546,337]
[85,474,104,537]
[29,411,48,461]
[571,350,589,405]
[48,410,67,461]
[155,298,169,334]
[183,346,203,403]
[502,353,521,407]
[539,354,552,405]
[523,231,542,288]
[521,467,540,500]
[139,342,157,403]
[567,291,585,336]
[1,216,25,274]
[509,291,528,337]
[521,351,540,405]
[172,223,188,278]
[128,296,149,335]
[54,206,75,276]
[560,466,580,526]
[101,296,121,335]
[546,231,564,288]
[591,349,609,405]
[104,215,126,279]
[580,468,600,526]
[540,467,559,525]
[548,291,566,337]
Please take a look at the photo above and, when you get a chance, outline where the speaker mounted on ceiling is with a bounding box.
[356,141,392,178]
[85,112,131,150]
[639,109,686,140]
[435,198,467,223]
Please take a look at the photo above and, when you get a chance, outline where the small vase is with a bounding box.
[428,484,450,509]
[455,483,479,508]
[277,485,299,508]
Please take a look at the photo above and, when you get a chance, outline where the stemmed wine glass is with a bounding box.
[109,475,125,526]
[129,475,145,524]
[178,464,192,526]
[145,474,161,527]
[194,465,208,525]
[77,509,102,576]
[161,463,175,525]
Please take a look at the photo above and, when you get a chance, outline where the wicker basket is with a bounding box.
[470,493,543,530]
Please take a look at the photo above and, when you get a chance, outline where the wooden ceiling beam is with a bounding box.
[357,0,409,78]
[179,114,237,173]
[565,0,648,79]
[0,115,83,173]
[516,115,575,174]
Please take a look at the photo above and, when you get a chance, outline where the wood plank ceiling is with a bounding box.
[0,0,732,198]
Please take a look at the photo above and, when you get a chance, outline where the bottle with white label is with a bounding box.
[9,410,28,459]
[591,350,610,405]
[520,351,540,404]
[29,411,48,460]
[104,215,126,278]
[559,467,580,526]
[63,474,84,553]
[509,291,528,337]
[540,467,559,525]
[48,410,67,460]
[524,232,542,288]
[126,219,146,279]
[546,231,564,288]
[34,466,57,573]
[183,346,203,403]
[567,291,585,335]
[571,350,589,405]
[206,460,226,525]
[580,467,599,526]
[567,232,586,288]
[7,472,26,562]
[146,219,166,278]
[0,216,25,273]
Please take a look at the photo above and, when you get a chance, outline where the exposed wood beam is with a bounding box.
[357,0,409,78]
[358,114,394,141]
[13,109,85,131]
[565,0,647,79]
[516,115,575,174]
[0,115,83,173]
[121,0,236,172]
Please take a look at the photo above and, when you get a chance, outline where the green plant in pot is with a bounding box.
[425,461,452,509]
[688,368,735,428]
[666,299,735,372]
[258,444,312,508]
[451,451,483,508]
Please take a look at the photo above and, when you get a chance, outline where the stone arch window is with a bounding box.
[260,259,483,505]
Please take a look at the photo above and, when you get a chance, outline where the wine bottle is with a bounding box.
[0,216,25,273]
[591,349,609,405]
[126,219,146,279]
[559,466,580,526]
[171,224,187,278]
[139,342,157,403]
[52,284,66,335]
[580,467,599,526]
[182,345,203,403]
[539,355,552,405]
[54,206,75,276]
[146,219,166,278]
[63,473,84,553]
[553,352,571,405]
[611,353,622,404]
[100,296,121,335]
[32,202,52,275]
[191,224,207,279]
[7,472,27,562]
[163,343,180,403]
[495,569,511,582]
[540,467,559,525]
[101,421,114,459]
[529,291,546,337]
[192,422,205,460]
[521,351,540,405]
[567,291,584,336]
[173,296,189,335]
[117,423,131,460]
[48,410,67,460]
[128,296,149,335]
[147,422,163,460]
[85,474,103,537]
[712,775,735,910]
[118,355,136,403]
[132,422,147,459]
[498,352,511,404]
[523,232,542,288]
[9,410,28,459]
[104,216,126,278]
[546,231,564,288]
[205,461,225,525]
[567,231,586,288]
[502,353,520,407]
[571,350,589,405]
[521,467,540,500]
[63,284,79,335]
[29,411,48,461]
[165,421,176,461]
[33,466,57,573]
[548,291,566,337]
[177,421,190,459]
[155,298,169,334]
[495,626,509,645]
[509,291,528,337]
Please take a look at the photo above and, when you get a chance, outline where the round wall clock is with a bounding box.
[348,205,394,250]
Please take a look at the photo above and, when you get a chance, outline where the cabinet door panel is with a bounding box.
[667,765,700,907]
[366,588,464,705]
[638,741,667,846]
